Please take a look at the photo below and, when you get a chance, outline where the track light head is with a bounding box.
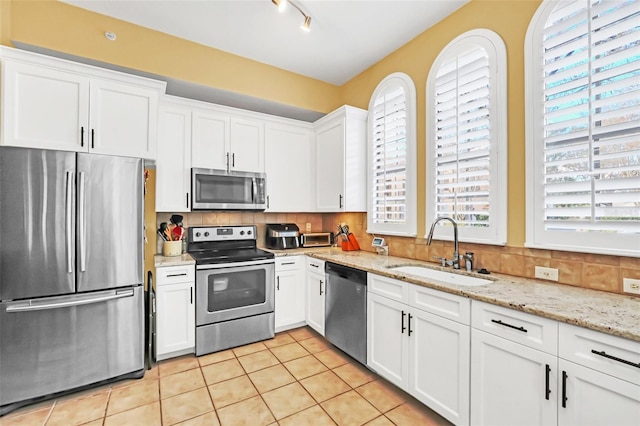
[271,0,287,12]
[301,15,311,31]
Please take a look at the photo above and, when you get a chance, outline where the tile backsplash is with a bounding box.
[156,211,639,296]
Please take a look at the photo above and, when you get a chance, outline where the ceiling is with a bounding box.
[61,0,469,86]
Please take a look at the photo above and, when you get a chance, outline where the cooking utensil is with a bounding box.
[172,225,183,241]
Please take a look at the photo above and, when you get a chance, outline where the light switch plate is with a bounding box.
[623,278,640,295]
[306,222,312,232]
[535,266,559,281]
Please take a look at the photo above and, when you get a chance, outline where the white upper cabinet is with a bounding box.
[157,100,192,212]
[89,78,159,158]
[313,105,367,212]
[1,61,90,152]
[230,117,264,173]
[190,108,264,173]
[265,122,315,212]
[0,47,165,159]
[191,108,229,170]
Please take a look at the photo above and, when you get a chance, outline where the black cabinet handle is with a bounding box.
[339,194,343,209]
[167,273,187,277]
[190,287,193,304]
[80,126,84,147]
[310,263,319,268]
[277,276,280,291]
[280,261,295,266]
[319,280,323,296]
[401,310,406,334]
[545,364,551,400]
[91,128,95,149]
[186,193,189,208]
[491,319,528,333]
[591,350,640,368]
[226,152,230,172]
[232,153,235,167]
[562,371,568,408]
[408,313,413,336]
[266,195,270,209]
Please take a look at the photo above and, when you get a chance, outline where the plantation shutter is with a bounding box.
[371,86,408,225]
[433,46,491,227]
[542,0,640,233]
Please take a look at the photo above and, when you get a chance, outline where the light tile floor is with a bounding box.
[2,327,452,426]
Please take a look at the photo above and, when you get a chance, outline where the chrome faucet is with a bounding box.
[426,217,460,269]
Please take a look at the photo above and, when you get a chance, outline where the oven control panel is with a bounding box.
[189,225,256,242]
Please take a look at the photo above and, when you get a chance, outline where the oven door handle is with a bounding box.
[196,258,275,270]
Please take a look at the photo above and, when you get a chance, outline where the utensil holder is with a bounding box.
[163,241,182,257]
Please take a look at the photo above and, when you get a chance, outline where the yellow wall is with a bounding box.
[4,0,545,247]
[342,0,543,244]
[6,0,341,114]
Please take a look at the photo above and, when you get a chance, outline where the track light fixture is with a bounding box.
[272,0,312,32]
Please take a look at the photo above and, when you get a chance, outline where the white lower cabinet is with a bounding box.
[275,256,306,332]
[156,265,195,361]
[305,257,325,335]
[471,301,640,426]
[367,273,470,425]
[470,329,558,426]
[557,323,640,426]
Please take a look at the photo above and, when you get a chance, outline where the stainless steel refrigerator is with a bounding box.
[0,146,144,415]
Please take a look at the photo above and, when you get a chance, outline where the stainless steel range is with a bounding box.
[188,225,275,356]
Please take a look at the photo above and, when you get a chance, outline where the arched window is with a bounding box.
[367,73,417,236]
[525,0,640,256]
[426,29,507,244]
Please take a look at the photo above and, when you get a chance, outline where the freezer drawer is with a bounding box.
[0,286,144,408]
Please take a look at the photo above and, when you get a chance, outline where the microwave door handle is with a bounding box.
[252,178,257,203]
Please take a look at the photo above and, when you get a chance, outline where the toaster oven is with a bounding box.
[300,232,333,247]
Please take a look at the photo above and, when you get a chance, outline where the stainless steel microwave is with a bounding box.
[191,168,267,210]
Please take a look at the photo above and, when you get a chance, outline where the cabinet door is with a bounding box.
[315,119,345,211]
[2,61,89,151]
[191,109,229,170]
[265,124,314,212]
[230,117,264,172]
[306,271,325,335]
[89,79,158,159]
[275,263,306,331]
[367,293,409,390]
[470,329,558,426]
[156,104,192,212]
[409,308,470,426]
[156,281,195,360]
[558,359,640,426]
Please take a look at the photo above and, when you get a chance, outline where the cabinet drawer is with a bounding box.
[157,265,195,285]
[559,323,640,385]
[410,285,470,325]
[276,256,302,271]
[368,273,409,303]
[306,257,325,273]
[472,300,558,355]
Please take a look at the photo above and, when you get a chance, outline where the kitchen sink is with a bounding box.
[387,265,493,286]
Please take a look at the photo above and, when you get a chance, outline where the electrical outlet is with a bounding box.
[535,266,559,281]
[623,278,640,295]
[306,222,312,232]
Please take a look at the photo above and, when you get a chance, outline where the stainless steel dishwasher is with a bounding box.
[325,262,367,365]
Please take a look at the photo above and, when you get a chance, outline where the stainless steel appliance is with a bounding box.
[188,225,275,356]
[0,147,144,416]
[265,223,300,250]
[300,232,333,248]
[191,168,266,210]
[325,262,368,365]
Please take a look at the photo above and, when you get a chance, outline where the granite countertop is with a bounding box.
[267,247,640,343]
[154,253,195,267]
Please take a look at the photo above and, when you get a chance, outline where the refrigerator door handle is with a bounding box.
[6,289,135,312]
[78,171,86,272]
[65,171,74,274]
